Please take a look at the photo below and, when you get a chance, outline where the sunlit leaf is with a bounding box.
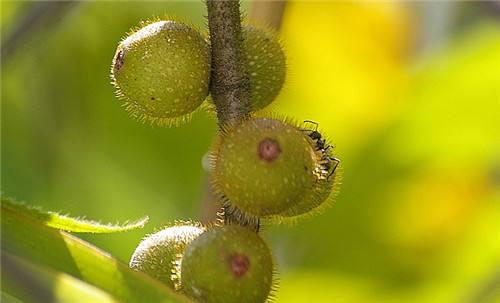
[1,203,192,303]
[1,196,148,233]
[3,252,121,303]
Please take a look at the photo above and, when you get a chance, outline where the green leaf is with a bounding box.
[1,291,24,303]
[1,201,192,303]
[2,252,121,303]
[1,196,148,233]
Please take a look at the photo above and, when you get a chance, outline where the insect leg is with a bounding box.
[327,157,340,180]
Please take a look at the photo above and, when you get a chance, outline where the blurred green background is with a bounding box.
[2,1,499,302]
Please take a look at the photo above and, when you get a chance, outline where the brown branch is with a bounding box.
[202,0,286,230]
[205,0,258,229]
[206,0,251,125]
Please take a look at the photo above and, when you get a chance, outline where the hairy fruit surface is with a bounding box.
[242,25,286,111]
[111,20,210,126]
[211,117,335,219]
[204,24,286,113]
[180,225,275,303]
[129,223,204,288]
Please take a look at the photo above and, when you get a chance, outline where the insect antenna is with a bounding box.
[302,120,319,131]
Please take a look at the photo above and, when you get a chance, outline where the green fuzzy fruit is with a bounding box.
[211,117,334,218]
[111,20,210,126]
[129,224,204,288]
[278,170,338,218]
[242,25,286,111]
[180,225,275,303]
[277,121,340,218]
[203,25,286,113]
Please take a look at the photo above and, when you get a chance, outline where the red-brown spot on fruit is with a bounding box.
[229,254,250,277]
[114,50,125,72]
[258,138,281,162]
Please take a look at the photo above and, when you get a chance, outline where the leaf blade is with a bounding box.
[1,200,192,303]
[1,196,148,233]
[2,252,122,303]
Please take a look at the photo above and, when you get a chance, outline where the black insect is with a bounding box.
[303,120,327,149]
[301,120,340,180]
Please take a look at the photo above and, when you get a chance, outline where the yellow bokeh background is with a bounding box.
[2,1,499,302]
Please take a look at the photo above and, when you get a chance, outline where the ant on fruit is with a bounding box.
[301,120,340,180]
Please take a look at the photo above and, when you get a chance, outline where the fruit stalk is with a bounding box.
[206,0,251,125]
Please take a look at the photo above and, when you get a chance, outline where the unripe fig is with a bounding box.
[180,225,275,303]
[129,223,204,288]
[278,170,338,218]
[111,20,210,126]
[278,120,340,218]
[211,117,338,219]
[242,24,286,111]
[204,24,286,113]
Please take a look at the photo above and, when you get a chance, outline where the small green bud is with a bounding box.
[111,20,210,126]
[129,223,204,288]
[180,225,275,303]
[242,25,286,111]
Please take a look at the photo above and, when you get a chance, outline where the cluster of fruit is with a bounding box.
[111,19,285,126]
[111,19,339,303]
